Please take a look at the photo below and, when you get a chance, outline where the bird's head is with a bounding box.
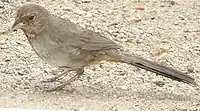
[12,4,50,34]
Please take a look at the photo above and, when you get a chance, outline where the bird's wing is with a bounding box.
[51,16,120,51]
[77,29,120,51]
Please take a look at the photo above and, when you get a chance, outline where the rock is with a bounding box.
[0,45,8,49]
[160,3,165,7]
[121,85,128,90]
[152,79,166,86]
[151,44,170,56]
[187,66,194,73]
[0,40,6,45]
[135,6,145,10]
[0,4,4,8]
[81,0,91,3]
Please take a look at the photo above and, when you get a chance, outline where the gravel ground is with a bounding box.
[0,0,200,110]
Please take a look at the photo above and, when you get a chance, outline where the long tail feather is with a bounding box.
[119,53,197,86]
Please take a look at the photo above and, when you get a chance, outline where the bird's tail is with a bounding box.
[118,53,197,86]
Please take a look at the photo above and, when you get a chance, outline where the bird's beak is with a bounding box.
[11,17,24,31]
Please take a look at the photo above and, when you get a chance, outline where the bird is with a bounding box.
[11,4,197,91]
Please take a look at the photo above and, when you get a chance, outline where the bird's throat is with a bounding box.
[23,29,36,40]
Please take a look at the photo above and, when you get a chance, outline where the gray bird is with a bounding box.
[12,4,197,91]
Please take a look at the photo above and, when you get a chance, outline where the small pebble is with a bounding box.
[169,1,175,5]
[0,4,4,8]
[121,85,128,90]
[18,71,26,76]
[131,17,142,22]
[187,66,194,73]
[0,39,6,45]
[81,0,91,3]
[174,21,179,25]
[160,3,165,7]
[152,79,166,87]
[0,45,8,49]
[135,6,145,10]
[151,45,170,56]
[4,58,11,62]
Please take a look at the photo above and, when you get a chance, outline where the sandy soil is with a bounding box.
[0,0,200,110]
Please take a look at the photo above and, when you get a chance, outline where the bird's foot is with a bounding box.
[41,70,69,83]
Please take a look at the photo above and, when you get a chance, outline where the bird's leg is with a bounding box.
[42,68,73,83]
[44,68,84,92]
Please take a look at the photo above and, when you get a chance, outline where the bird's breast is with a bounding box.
[28,35,73,67]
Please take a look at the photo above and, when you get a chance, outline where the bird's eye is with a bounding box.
[28,15,35,21]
